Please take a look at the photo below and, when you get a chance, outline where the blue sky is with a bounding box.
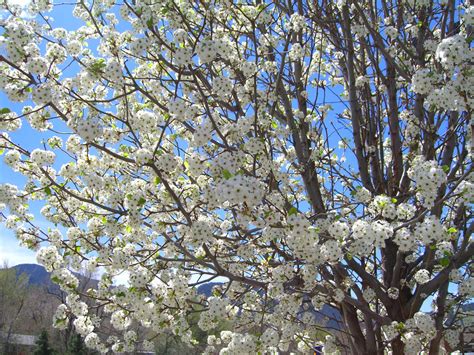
[0,96,42,266]
[0,93,36,266]
[0,0,81,266]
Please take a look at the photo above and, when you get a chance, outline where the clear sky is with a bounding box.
[0,0,35,264]
[0,98,40,266]
[0,0,78,266]
[0,95,37,266]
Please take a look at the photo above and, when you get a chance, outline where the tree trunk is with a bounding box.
[391,337,405,354]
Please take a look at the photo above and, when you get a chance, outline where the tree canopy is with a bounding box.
[0,0,473,353]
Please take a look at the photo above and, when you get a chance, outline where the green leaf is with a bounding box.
[138,197,146,206]
[51,276,60,283]
[391,198,398,203]
[74,245,81,253]
[89,58,107,76]
[378,200,387,208]
[154,176,161,185]
[442,165,450,173]
[288,207,298,216]
[271,120,278,129]
[125,225,132,234]
[146,18,154,29]
[0,108,11,114]
[44,186,52,196]
[439,257,450,267]
[222,169,232,180]
[54,318,67,326]
[447,227,458,234]
[395,322,405,332]
[183,160,190,170]
[0,148,4,156]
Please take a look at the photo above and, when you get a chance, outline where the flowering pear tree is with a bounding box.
[0,0,473,353]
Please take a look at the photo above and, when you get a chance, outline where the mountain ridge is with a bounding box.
[7,264,344,330]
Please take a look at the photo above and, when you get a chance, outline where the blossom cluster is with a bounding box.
[0,1,472,354]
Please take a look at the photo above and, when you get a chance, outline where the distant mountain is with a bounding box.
[197,282,222,296]
[10,263,98,295]
[13,263,52,286]
[12,264,220,296]
[195,281,343,330]
[11,265,221,299]
[10,264,343,330]
[312,304,343,330]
